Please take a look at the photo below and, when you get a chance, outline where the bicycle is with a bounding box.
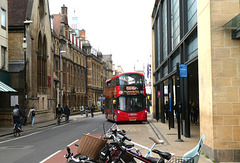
[57,114,62,125]
[13,122,21,137]
[64,123,172,163]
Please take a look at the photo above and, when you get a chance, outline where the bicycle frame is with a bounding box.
[124,150,157,163]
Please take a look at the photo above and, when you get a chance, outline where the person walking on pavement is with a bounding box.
[12,104,23,131]
[28,106,36,126]
[91,104,95,118]
[85,105,89,117]
[56,104,63,125]
[80,105,84,116]
[164,101,169,120]
[64,105,70,123]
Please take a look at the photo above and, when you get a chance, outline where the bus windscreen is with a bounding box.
[118,96,146,112]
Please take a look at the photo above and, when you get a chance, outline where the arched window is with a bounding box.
[37,33,47,91]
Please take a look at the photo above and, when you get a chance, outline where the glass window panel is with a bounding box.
[172,0,180,49]
[187,0,197,30]
[172,54,180,71]
[1,8,6,28]
[163,64,168,77]
[157,15,161,63]
[162,0,168,60]
[187,37,198,60]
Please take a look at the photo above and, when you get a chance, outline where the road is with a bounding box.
[0,114,158,163]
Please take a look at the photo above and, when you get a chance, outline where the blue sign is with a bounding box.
[179,64,187,77]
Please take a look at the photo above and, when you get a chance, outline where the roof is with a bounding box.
[53,14,62,36]
[0,81,17,92]
[8,0,29,27]
[110,72,144,80]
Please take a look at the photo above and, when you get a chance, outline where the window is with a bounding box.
[118,96,146,112]
[187,0,197,30]
[1,46,6,69]
[172,0,180,49]
[1,8,6,29]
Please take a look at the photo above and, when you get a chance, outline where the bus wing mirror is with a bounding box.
[113,100,116,105]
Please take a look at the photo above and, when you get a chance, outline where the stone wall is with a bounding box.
[198,0,240,162]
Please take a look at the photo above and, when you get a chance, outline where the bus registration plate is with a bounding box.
[129,118,136,121]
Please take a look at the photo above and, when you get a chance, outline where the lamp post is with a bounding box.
[59,50,66,108]
[23,20,32,125]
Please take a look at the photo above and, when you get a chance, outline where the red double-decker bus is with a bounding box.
[104,72,147,122]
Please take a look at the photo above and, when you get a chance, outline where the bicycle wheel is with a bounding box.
[13,124,17,137]
[68,153,96,163]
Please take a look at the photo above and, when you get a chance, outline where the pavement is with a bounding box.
[0,112,212,163]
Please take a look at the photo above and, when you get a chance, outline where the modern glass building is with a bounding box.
[152,0,198,136]
[152,0,240,162]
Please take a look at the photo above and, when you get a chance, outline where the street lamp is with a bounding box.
[59,50,66,108]
[23,20,32,125]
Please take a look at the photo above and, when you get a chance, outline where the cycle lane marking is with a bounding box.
[0,131,42,144]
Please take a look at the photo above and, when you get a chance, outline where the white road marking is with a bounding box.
[67,139,79,147]
[0,131,42,144]
[39,150,61,163]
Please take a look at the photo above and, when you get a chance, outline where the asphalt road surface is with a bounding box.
[0,114,158,163]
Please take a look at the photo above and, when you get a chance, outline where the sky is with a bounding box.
[49,0,155,72]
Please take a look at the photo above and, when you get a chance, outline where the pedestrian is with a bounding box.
[91,104,95,118]
[189,99,194,123]
[80,105,84,116]
[28,106,36,126]
[56,104,63,125]
[64,105,70,123]
[12,104,23,131]
[192,102,199,125]
[101,105,104,114]
[164,101,169,120]
[85,105,89,117]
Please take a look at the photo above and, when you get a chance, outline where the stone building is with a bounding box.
[7,0,54,124]
[83,41,104,106]
[52,5,87,111]
[52,4,109,110]
[152,0,240,162]
[102,54,113,81]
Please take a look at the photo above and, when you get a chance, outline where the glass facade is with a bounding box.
[152,0,198,84]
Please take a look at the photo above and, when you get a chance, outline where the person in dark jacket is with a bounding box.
[64,105,70,123]
[12,104,23,131]
[56,104,63,124]
[85,105,89,117]
[91,104,95,118]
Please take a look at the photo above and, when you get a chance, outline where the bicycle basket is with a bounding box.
[77,134,107,160]
[167,156,194,163]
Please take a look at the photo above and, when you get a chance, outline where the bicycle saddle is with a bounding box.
[125,144,134,148]
[152,149,172,160]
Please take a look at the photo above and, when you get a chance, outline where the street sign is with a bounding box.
[180,64,187,77]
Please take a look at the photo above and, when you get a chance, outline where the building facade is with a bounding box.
[52,5,88,111]
[52,4,109,110]
[83,41,104,107]
[152,0,240,162]
[8,0,55,124]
